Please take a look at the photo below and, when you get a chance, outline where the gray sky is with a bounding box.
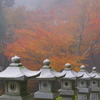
[15,0,60,10]
[14,0,55,10]
[14,0,38,10]
[14,0,74,11]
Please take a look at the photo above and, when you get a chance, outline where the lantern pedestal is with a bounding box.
[90,92,99,100]
[0,94,33,100]
[90,87,99,100]
[34,91,59,99]
[77,88,90,100]
[61,96,74,100]
[59,89,75,100]
[77,93,89,100]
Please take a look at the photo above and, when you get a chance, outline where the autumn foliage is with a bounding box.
[4,0,100,72]
[5,27,84,71]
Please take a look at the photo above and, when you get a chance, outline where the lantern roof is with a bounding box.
[61,63,82,80]
[78,65,93,80]
[36,59,65,80]
[89,67,100,79]
[0,56,40,80]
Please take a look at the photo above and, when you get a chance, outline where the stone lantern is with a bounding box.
[89,67,100,100]
[0,55,40,100]
[77,65,92,100]
[59,63,82,100]
[34,59,65,100]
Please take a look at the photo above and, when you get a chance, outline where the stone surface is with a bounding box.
[11,55,20,63]
[77,65,91,99]
[34,91,60,99]
[91,87,100,92]
[77,80,88,88]
[59,89,74,95]
[36,59,64,80]
[59,63,78,100]
[0,94,34,100]
[5,81,20,95]
[34,59,63,100]
[61,80,73,90]
[62,97,73,100]
[90,80,99,87]
[89,67,100,79]
[78,88,90,93]
[0,56,40,100]
[5,81,28,96]
[90,93,99,100]
[77,65,91,80]
[0,56,40,80]
[61,63,79,80]
[39,80,55,92]
[43,59,50,67]
[89,66,100,100]
[78,94,88,100]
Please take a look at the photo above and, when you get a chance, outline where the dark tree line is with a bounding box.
[0,0,15,39]
[0,0,5,37]
[0,0,15,71]
[0,0,15,94]
[3,0,15,7]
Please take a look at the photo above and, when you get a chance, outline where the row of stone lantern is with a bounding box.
[0,55,100,100]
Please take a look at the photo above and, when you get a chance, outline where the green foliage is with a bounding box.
[56,97,62,100]
[56,95,78,100]
[75,95,78,100]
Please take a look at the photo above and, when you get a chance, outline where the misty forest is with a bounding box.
[0,0,100,96]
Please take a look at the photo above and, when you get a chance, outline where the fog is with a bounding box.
[14,0,38,10]
[14,0,55,10]
[14,0,73,11]
[1,0,100,73]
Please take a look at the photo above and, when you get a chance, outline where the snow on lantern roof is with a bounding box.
[89,67,100,79]
[0,55,40,80]
[36,59,65,80]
